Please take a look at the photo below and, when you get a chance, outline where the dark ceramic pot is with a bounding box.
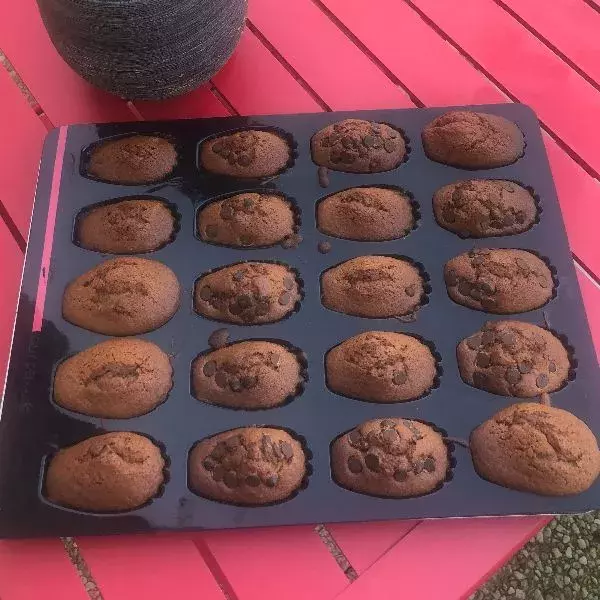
[37,0,247,100]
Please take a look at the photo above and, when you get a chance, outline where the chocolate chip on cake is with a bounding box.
[321,255,425,318]
[189,427,307,505]
[199,130,292,178]
[87,135,177,184]
[331,418,449,498]
[195,262,301,324]
[444,248,553,314]
[45,432,165,512]
[470,403,600,496]
[422,111,524,168]
[326,331,437,402]
[317,186,414,241]
[77,198,176,254]
[192,340,304,409]
[54,338,172,418]
[457,320,570,397]
[197,192,297,248]
[311,119,406,173]
[433,180,537,238]
[63,257,180,335]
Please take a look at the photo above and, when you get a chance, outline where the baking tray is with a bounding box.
[1,104,598,538]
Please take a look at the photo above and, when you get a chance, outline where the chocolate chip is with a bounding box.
[403,420,423,440]
[405,284,417,297]
[205,224,219,238]
[241,375,259,389]
[413,460,424,475]
[502,213,515,227]
[199,286,212,301]
[211,442,227,460]
[365,454,380,472]
[458,280,472,296]
[549,361,557,373]
[500,331,517,346]
[220,205,235,220]
[384,140,396,153]
[238,155,251,167]
[208,328,229,349]
[255,302,270,316]
[476,353,491,368]
[278,292,292,306]
[371,136,383,149]
[393,370,408,385]
[283,276,295,290]
[268,352,281,368]
[516,258,530,271]
[505,366,521,384]
[246,475,261,487]
[518,361,532,374]
[203,458,216,471]
[226,436,241,450]
[516,211,526,224]
[348,431,363,446]
[212,141,224,154]
[470,287,483,301]
[212,466,224,482]
[466,334,482,350]
[237,294,253,309]
[228,302,243,316]
[280,441,294,460]
[383,428,399,442]
[347,457,363,473]
[339,151,355,164]
[318,241,332,254]
[536,373,549,388]
[341,136,354,149]
[472,255,485,266]
[479,281,496,295]
[265,474,279,487]
[424,457,436,473]
[224,471,238,488]
[229,377,242,393]
[381,419,395,429]
[481,331,496,345]
[472,371,488,389]
[393,469,408,482]
[446,270,459,286]
[203,361,217,377]
[363,135,375,147]
[215,371,229,388]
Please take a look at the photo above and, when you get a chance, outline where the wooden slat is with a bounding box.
[0,222,23,388]
[0,64,46,237]
[211,28,322,115]
[0,539,88,600]
[499,0,600,86]
[327,521,417,575]
[0,1,134,124]
[319,0,600,277]
[200,527,349,599]
[247,0,413,110]
[336,517,547,600]
[409,0,600,175]
[134,85,231,121]
[77,536,226,600]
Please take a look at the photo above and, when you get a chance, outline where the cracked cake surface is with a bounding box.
[62,257,181,335]
[422,110,524,168]
[444,248,553,313]
[46,432,165,511]
[321,255,425,318]
[457,320,569,397]
[326,331,436,402]
[470,403,600,496]
[311,119,406,173]
[331,417,449,497]
[189,427,307,505]
[433,180,536,238]
[193,340,304,409]
[54,338,173,418]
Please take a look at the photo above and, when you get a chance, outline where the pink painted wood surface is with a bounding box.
[498,0,600,85]
[0,1,134,124]
[211,28,321,115]
[0,64,47,238]
[77,536,225,600]
[200,527,349,599]
[319,0,600,276]
[248,0,412,110]
[336,517,548,600]
[410,0,600,175]
[577,265,600,361]
[0,539,89,600]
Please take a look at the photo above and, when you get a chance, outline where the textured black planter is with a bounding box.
[37,0,247,100]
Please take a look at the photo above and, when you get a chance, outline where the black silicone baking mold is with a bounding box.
[1,104,599,538]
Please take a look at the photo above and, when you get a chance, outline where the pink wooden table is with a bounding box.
[1,1,599,598]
